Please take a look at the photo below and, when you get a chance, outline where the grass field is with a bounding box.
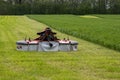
[28,15,120,51]
[0,16,120,80]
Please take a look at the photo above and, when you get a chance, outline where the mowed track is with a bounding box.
[0,16,120,80]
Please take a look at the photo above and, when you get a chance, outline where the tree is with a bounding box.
[0,0,120,15]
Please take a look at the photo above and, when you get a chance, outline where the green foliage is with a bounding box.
[0,16,120,80]
[28,15,120,51]
[0,0,120,14]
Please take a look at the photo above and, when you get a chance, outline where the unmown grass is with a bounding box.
[28,15,120,51]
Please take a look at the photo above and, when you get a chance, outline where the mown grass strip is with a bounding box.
[0,16,120,80]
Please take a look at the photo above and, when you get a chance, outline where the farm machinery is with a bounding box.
[16,28,78,51]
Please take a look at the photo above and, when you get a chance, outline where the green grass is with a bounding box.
[27,15,120,51]
[0,16,120,80]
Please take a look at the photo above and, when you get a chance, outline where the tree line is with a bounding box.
[0,0,120,15]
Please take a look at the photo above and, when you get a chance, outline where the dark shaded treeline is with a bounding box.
[0,0,120,15]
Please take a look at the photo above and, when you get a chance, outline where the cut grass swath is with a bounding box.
[0,16,120,80]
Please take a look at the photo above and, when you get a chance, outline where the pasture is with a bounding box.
[0,16,120,80]
[28,15,120,51]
